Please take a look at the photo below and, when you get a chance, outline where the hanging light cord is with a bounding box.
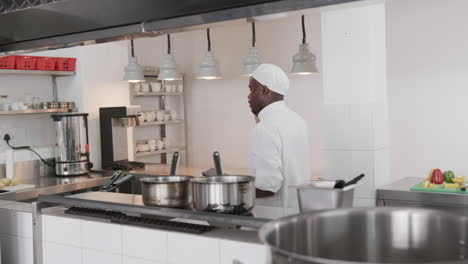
[207,28,211,52]
[252,21,256,48]
[301,15,306,44]
[131,39,135,57]
[167,34,171,54]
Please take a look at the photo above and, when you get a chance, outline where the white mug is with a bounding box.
[162,138,169,149]
[151,82,161,93]
[141,82,150,92]
[137,112,146,124]
[156,139,164,150]
[147,139,157,151]
[177,84,183,93]
[146,111,156,122]
[155,110,164,122]
[11,102,20,111]
[169,110,178,120]
[164,113,171,121]
[136,143,150,152]
[134,83,141,92]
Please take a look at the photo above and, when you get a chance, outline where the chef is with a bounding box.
[248,64,311,208]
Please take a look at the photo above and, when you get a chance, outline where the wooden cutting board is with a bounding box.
[0,184,35,192]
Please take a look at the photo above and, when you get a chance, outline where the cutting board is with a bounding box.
[411,183,468,194]
[0,184,35,192]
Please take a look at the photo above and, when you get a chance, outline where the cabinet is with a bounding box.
[129,71,187,164]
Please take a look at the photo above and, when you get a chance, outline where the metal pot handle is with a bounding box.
[213,151,223,176]
[170,152,179,176]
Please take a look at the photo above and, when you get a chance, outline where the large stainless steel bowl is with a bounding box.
[259,207,468,264]
[140,175,193,208]
[191,175,255,214]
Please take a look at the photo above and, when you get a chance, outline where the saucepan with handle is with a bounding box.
[140,152,194,208]
[191,151,256,214]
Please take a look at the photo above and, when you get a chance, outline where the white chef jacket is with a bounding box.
[248,101,311,208]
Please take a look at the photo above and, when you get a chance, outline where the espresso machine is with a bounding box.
[99,105,144,170]
[51,113,92,176]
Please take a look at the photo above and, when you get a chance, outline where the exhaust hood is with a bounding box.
[0,0,360,54]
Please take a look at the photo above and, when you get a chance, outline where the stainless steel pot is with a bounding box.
[191,175,255,214]
[141,175,193,208]
[259,207,468,264]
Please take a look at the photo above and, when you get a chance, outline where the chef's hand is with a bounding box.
[202,168,229,176]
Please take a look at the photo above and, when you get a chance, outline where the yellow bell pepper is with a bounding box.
[453,176,465,184]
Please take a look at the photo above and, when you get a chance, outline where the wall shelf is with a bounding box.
[0,69,75,77]
[135,146,185,158]
[0,108,77,115]
[134,92,182,97]
[137,119,184,127]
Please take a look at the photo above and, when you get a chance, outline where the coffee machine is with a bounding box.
[99,106,144,170]
[51,113,92,176]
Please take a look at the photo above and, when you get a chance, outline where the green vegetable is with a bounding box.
[443,170,455,183]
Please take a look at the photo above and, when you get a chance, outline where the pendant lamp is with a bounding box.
[158,34,182,81]
[291,15,319,75]
[241,21,262,77]
[123,39,145,83]
[197,28,222,80]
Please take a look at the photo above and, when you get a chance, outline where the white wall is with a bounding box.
[386,0,468,180]
[134,10,324,175]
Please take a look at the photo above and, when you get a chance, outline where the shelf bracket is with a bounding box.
[51,76,58,102]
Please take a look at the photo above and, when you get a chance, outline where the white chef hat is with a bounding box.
[251,64,289,96]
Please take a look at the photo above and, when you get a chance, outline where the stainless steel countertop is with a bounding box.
[7,171,115,201]
[377,177,468,207]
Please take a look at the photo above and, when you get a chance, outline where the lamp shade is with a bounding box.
[123,57,145,82]
[241,47,262,77]
[291,43,319,75]
[158,54,181,81]
[197,51,222,80]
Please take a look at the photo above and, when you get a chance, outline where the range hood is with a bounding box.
[0,0,360,54]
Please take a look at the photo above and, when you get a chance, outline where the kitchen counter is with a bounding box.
[0,171,115,202]
[377,177,468,215]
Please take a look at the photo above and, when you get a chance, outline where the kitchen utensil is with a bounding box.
[156,110,164,121]
[148,139,157,151]
[134,83,141,92]
[100,170,123,191]
[191,175,255,214]
[51,113,92,176]
[137,112,146,124]
[101,173,134,192]
[333,180,346,189]
[293,180,356,212]
[213,151,223,176]
[140,153,193,208]
[146,111,156,122]
[156,139,164,150]
[259,207,468,264]
[151,82,161,92]
[170,152,180,176]
[344,173,365,187]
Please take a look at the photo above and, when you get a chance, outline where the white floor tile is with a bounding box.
[122,225,167,262]
[44,242,81,264]
[81,220,122,254]
[44,215,81,246]
[82,248,122,264]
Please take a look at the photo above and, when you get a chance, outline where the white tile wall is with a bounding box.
[44,242,82,264]
[81,220,122,254]
[82,248,122,264]
[44,215,81,246]
[167,232,220,264]
[219,240,267,264]
[122,225,167,262]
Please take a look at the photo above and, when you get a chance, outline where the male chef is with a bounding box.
[248,64,311,208]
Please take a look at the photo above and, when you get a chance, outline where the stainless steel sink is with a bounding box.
[259,207,468,264]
